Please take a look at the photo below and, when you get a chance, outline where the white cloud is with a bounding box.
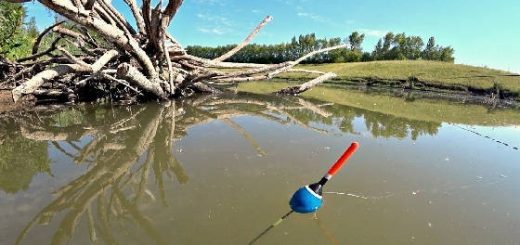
[196,13,234,35]
[197,27,230,35]
[297,12,326,23]
[193,0,227,6]
[196,13,232,26]
[277,0,310,4]
[358,29,388,38]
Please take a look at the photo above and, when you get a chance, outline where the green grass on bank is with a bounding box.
[238,81,520,126]
[280,61,520,94]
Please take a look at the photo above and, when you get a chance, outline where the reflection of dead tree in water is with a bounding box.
[15,103,184,245]
[7,93,448,243]
[222,118,267,157]
[13,95,338,244]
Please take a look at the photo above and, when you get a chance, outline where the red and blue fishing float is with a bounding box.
[249,142,360,244]
[289,141,360,213]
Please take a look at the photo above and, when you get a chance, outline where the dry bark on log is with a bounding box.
[12,50,119,102]
[12,64,87,102]
[116,63,168,99]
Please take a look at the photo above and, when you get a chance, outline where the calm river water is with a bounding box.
[1,86,519,244]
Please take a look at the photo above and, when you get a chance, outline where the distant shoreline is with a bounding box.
[2,60,519,114]
[276,60,520,104]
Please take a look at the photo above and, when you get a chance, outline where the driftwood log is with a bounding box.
[1,0,346,103]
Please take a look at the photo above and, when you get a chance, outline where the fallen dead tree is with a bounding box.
[0,0,346,104]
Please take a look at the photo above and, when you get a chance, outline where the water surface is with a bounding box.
[1,88,519,244]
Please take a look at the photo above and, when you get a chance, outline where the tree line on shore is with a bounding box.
[187,32,455,64]
[0,2,454,66]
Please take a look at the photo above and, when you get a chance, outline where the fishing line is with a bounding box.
[248,142,360,244]
[248,210,294,245]
[453,124,519,151]
[323,177,504,201]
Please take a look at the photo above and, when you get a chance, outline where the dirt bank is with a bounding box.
[0,90,36,114]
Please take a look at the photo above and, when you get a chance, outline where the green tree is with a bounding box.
[382,32,394,53]
[422,37,439,60]
[372,39,384,60]
[0,2,39,60]
[0,2,25,57]
[361,52,373,62]
[348,31,365,51]
[404,36,424,59]
[440,47,455,62]
[187,31,454,64]
[388,32,406,59]
[375,32,424,60]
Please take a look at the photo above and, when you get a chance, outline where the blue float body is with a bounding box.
[289,186,323,213]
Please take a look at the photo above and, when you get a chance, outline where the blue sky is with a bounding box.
[25,0,520,73]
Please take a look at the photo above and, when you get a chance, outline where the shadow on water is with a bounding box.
[0,91,518,244]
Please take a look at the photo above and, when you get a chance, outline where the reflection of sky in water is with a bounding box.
[0,93,519,245]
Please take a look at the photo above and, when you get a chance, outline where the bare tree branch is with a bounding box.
[123,0,146,34]
[213,16,273,62]
[57,46,90,67]
[32,21,65,55]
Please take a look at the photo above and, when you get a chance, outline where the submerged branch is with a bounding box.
[277,72,337,95]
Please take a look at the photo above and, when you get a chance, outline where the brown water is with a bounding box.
[1,90,519,245]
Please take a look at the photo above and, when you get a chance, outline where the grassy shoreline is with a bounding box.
[279,61,520,99]
[1,60,519,114]
[238,81,520,126]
